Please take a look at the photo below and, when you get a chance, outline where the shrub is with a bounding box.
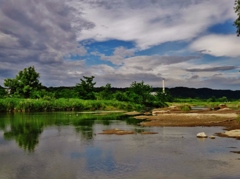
[180,105,191,112]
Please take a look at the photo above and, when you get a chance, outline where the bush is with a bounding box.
[180,105,191,112]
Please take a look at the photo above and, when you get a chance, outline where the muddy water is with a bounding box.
[0,112,240,179]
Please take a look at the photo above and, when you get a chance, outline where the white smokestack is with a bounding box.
[162,79,165,93]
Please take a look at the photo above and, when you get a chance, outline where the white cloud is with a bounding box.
[97,46,135,65]
[0,0,239,89]
[190,34,240,57]
[71,0,236,49]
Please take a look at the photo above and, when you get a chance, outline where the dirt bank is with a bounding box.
[135,112,239,127]
[133,109,240,138]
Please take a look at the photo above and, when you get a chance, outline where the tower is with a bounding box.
[162,79,165,94]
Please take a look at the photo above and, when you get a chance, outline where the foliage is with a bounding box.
[128,81,152,104]
[235,0,240,36]
[113,81,167,108]
[114,91,129,101]
[55,88,77,98]
[207,96,217,102]
[97,83,113,100]
[180,105,191,112]
[29,89,55,100]
[75,76,96,100]
[156,89,174,102]
[0,98,142,112]
[4,66,42,98]
[0,85,7,98]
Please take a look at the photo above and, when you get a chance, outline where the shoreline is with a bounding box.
[132,109,240,139]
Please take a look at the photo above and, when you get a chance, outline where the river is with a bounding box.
[0,112,240,179]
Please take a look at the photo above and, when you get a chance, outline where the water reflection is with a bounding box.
[1,112,240,179]
[4,120,43,152]
[0,112,135,152]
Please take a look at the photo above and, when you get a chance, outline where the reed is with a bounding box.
[0,98,142,112]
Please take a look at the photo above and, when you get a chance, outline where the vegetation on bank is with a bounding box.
[0,98,143,112]
[2,66,240,112]
[0,66,169,112]
[168,101,240,110]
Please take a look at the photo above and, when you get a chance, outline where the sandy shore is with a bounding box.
[133,109,240,139]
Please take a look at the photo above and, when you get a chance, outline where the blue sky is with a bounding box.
[0,0,240,89]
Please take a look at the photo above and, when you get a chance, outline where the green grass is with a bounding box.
[167,101,240,110]
[180,105,191,112]
[0,98,143,112]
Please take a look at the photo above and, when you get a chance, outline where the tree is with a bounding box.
[128,81,152,104]
[0,85,7,98]
[75,76,96,100]
[156,89,174,102]
[235,0,240,36]
[4,66,42,98]
[97,83,113,100]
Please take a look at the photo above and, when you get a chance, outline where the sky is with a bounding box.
[0,0,240,90]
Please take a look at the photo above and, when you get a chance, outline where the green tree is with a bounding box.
[75,76,96,100]
[97,83,113,100]
[0,85,7,98]
[218,96,228,102]
[156,89,174,102]
[207,96,217,102]
[114,91,128,101]
[235,0,240,36]
[128,81,152,104]
[4,66,42,98]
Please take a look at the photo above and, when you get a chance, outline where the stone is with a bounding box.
[209,136,216,139]
[196,132,208,138]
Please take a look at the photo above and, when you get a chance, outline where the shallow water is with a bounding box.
[0,112,240,179]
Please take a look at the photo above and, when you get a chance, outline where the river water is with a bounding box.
[0,112,240,179]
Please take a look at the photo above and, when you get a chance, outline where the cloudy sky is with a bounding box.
[0,0,240,89]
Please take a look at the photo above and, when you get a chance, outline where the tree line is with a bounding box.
[0,66,169,108]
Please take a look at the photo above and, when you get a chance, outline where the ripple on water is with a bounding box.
[1,114,240,179]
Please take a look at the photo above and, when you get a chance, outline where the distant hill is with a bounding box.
[154,87,240,100]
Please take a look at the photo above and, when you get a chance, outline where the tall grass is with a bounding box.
[0,98,143,112]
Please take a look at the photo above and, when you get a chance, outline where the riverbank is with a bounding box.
[135,112,239,127]
[132,106,240,139]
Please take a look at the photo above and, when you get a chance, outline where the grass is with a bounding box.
[0,98,143,112]
[167,101,240,109]
[180,105,191,112]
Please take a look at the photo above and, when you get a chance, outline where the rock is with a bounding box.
[196,132,208,138]
[209,136,216,139]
